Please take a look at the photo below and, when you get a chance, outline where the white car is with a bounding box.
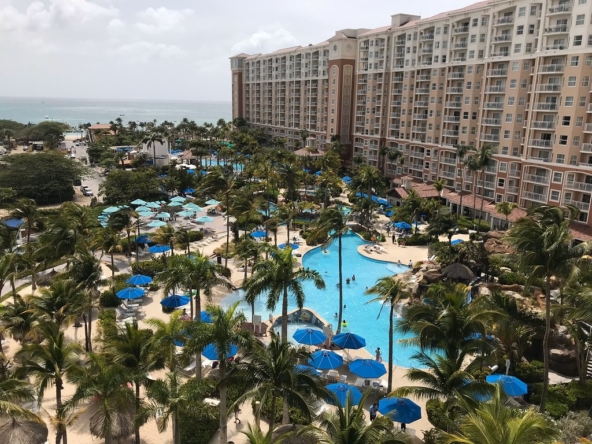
[80,186,93,196]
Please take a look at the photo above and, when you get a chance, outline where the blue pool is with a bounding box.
[221,232,421,368]
[203,159,244,171]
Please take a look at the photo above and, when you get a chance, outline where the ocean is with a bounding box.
[0,97,232,127]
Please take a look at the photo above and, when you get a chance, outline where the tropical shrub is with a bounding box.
[557,411,592,444]
[131,259,166,277]
[399,233,431,246]
[97,309,117,341]
[252,395,311,426]
[178,402,219,444]
[514,360,544,384]
[530,381,592,418]
[99,290,121,308]
[187,230,204,243]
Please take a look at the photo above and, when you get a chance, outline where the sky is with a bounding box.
[0,0,472,102]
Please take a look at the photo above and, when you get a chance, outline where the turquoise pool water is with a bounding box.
[221,232,421,368]
[203,159,244,171]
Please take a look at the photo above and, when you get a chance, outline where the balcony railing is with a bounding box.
[444,116,461,122]
[528,156,552,162]
[414,114,427,120]
[549,4,572,14]
[564,198,591,211]
[532,121,556,129]
[415,101,429,107]
[440,157,457,165]
[509,169,521,177]
[582,143,592,152]
[507,186,519,194]
[454,26,469,34]
[539,64,565,73]
[447,87,464,94]
[449,72,465,78]
[495,17,514,25]
[481,133,500,142]
[440,170,456,179]
[493,35,512,42]
[529,139,553,148]
[454,42,468,49]
[566,180,592,192]
[484,102,504,109]
[534,103,559,110]
[488,69,508,76]
[482,118,502,125]
[524,174,551,184]
[536,84,561,92]
[544,25,568,34]
[443,130,459,136]
[485,86,505,93]
[523,191,547,202]
[446,102,463,108]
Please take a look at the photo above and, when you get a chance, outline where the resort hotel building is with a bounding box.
[230,0,592,240]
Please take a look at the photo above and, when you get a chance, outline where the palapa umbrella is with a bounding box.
[442,263,475,280]
[37,268,59,287]
[0,418,48,444]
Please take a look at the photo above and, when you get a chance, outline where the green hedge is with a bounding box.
[131,259,166,277]
[398,234,431,246]
[178,401,219,444]
[530,380,592,419]
[252,395,311,426]
[498,272,526,286]
[456,217,490,233]
[97,309,117,341]
[187,230,204,243]
[99,290,121,308]
[514,360,544,384]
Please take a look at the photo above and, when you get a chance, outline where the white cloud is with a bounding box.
[135,7,193,34]
[115,41,186,63]
[231,26,298,54]
[51,0,118,24]
[107,17,123,29]
[0,2,51,31]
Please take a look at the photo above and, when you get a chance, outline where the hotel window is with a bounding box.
[469,50,475,59]
[574,136,581,146]
[571,56,580,66]
[512,62,519,71]
[580,0,588,4]
[521,79,528,88]
[587,56,592,66]
[500,162,507,172]
[517,26,524,35]
[574,36,583,46]
[481,17,488,26]
[508,97,515,105]
[576,15,585,25]
[480,34,486,42]
[472,112,477,120]
[583,76,590,86]
[519,97,525,106]
[550,191,560,202]
[565,96,574,106]
[506,114,513,123]
[436,27,441,34]
[553,172,563,183]
[467,66,473,74]
[472,18,478,27]
[504,130,511,139]
[514,131,521,139]
[463,112,469,119]
[568,76,577,86]
[466,81,472,89]
[580,96,587,106]
[462,126,468,134]
[559,135,568,145]
[517,114,523,122]
[518,7,526,16]
[570,155,578,165]
[562,116,571,125]
[464,97,470,104]
[530,5,537,15]
[474,97,479,105]
[529,25,535,35]
[498,178,505,188]
[556,154,565,163]
[588,36,592,46]
[510,80,517,88]
[475,81,481,89]
[577,116,584,126]
[471,127,476,135]
[514,44,521,53]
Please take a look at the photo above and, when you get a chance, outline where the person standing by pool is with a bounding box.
[392,234,396,244]
[369,403,377,422]
[375,347,382,362]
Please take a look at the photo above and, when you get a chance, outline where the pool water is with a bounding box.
[221,232,421,368]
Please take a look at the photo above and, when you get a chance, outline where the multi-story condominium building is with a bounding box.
[230,0,592,240]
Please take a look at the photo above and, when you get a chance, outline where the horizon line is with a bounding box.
[0,95,232,104]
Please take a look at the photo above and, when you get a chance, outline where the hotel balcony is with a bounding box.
[509,169,521,177]
[444,116,461,122]
[548,3,572,14]
[531,121,556,129]
[478,180,496,189]
[481,133,500,142]
[544,25,568,35]
[564,198,591,212]
[443,130,459,137]
[449,72,465,79]
[453,42,468,49]
[484,102,504,109]
[528,139,553,148]
[524,174,551,184]
[539,64,565,73]
[439,170,456,179]
[582,143,592,152]
[482,118,502,126]
[494,16,514,26]
[454,26,469,34]
[409,163,424,171]
[417,74,431,80]
[416,88,430,94]
[536,84,562,92]
[507,186,519,194]
[487,69,508,76]
[421,34,434,40]
[534,103,559,111]
[415,101,429,107]
[446,101,463,108]
[447,87,464,94]
[566,180,592,192]
[584,123,592,132]
[440,157,457,165]
[413,114,427,120]
[485,86,506,93]
[493,35,512,42]
[528,155,552,162]
[413,126,427,133]
[523,191,548,203]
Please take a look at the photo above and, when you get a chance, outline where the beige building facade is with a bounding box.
[231,0,592,237]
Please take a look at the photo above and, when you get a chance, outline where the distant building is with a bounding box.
[88,124,114,143]
[140,139,170,167]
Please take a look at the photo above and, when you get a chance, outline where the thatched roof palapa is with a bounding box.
[0,418,48,444]
[441,263,475,281]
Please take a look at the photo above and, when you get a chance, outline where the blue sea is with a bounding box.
[0,97,232,127]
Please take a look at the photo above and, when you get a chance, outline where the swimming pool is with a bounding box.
[221,232,421,368]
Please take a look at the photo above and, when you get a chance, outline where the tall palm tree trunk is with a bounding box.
[282,393,290,425]
[225,194,230,268]
[337,234,343,334]
[540,275,552,412]
[269,395,277,431]
[281,287,289,342]
[195,289,202,380]
[110,253,115,278]
[135,382,141,444]
[458,161,464,216]
[172,414,180,444]
[478,169,487,231]
[388,305,394,393]
[56,381,63,444]
[218,364,228,444]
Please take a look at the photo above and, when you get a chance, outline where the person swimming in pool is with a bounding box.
[346,278,351,285]
[341,320,348,329]
[352,274,356,281]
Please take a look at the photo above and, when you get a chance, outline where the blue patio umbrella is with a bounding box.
[116,287,145,300]
[378,397,422,424]
[314,171,322,176]
[156,212,171,219]
[126,274,153,286]
[195,216,214,223]
[377,197,389,205]
[293,328,326,345]
[485,375,528,396]
[183,203,203,211]
[147,220,167,228]
[308,350,343,370]
[160,295,190,308]
[333,332,366,350]
[205,199,220,206]
[146,202,161,209]
[149,244,171,254]
[295,364,321,376]
[135,206,151,212]
[137,211,153,218]
[451,239,464,245]
[250,230,267,238]
[177,210,195,218]
[198,310,213,323]
[170,196,186,203]
[131,199,147,206]
[394,221,412,230]
[202,343,238,360]
[278,243,299,250]
[134,235,150,243]
[184,187,195,194]
[102,206,120,214]
[326,384,362,407]
[348,359,387,379]
[342,176,351,182]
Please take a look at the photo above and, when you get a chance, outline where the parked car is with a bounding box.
[80,185,93,196]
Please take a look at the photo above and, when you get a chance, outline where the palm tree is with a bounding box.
[0,377,40,421]
[310,207,348,333]
[32,280,84,328]
[68,353,136,444]
[173,228,191,256]
[495,201,518,228]
[235,237,264,284]
[438,384,557,444]
[10,198,38,244]
[199,168,237,267]
[1,294,40,344]
[454,145,471,216]
[506,205,588,412]
[69,249,103,352]
[105,321,162,444]
[432,179,446,197]
[146,311,187,371]
[142,132,164,166]
[244,246,325,342]
[91,227,122,278]
[16,322,82,444]
[231,334,326,429]
[475,145,493,230]
[466,157,480,224]
[297,391,409,444]
[365,278,408,393]
[387,149,402,182]
[108,209,136,258]
[152,224,176,256]
[275,204,297,244]
[241,424,275,444]
[182,302,254,444]
[351,164,383,228]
